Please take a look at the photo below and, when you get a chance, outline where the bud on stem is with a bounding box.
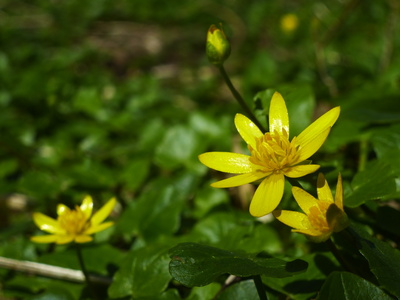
[206,24,231,65]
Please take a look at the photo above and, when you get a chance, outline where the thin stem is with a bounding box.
[253,275,268,300]
[76,244,99,300]
[325,238,356,274]
[218,65,267,132]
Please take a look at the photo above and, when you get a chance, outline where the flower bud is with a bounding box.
[206,24,231,65]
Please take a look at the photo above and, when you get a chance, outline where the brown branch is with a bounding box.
[0,256,112,285]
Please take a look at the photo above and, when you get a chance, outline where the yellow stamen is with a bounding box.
[57,206,89,235]
[249,129,300,172]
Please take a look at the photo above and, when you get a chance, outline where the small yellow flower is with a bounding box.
[199,92,340,217]
[206,24,231,65]
[31,196,116,244]
[280,13,299,33]
[273,173,349,242]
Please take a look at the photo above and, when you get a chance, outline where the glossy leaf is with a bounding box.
[316,271,393,300]
[216,280,259,300]
[169,243,307,287]
[349,225,400,298]
[345,160,397,207]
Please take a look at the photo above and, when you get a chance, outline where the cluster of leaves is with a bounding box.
[0,0,399,299]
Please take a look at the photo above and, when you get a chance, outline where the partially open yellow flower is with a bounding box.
[206,24,231,65]
[31,196,116,244]
[199,92,340,217]
[273,173,349,243]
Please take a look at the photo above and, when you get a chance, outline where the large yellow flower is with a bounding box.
[199,92,340,217]
[31,196,116,244]
[273,173,349,242]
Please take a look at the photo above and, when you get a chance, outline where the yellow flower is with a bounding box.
[199,92,340,217]
[273,173,349,243]
[280,13,299,33]
[31,196,116,244]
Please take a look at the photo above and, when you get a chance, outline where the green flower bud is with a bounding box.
[206,24,231,65]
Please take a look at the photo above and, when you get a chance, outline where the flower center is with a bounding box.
[248,129,300,172]
[307,201,332,233]
[58,207,89,235]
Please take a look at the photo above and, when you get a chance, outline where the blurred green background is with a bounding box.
[1,0,400,299]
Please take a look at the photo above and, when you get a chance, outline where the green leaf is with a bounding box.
[349,225,400,298]
[345,160,397,207]
[117,173,197,241]
[262,251,341,300]
[186,283,221,300]
[216,280,259,300]
[316,271,393,300]
[192,185,229,219]
[169,243,307,287]
[136,289,182,300]
[108,244,171,298]
[119,157,150,191]
[370,124,400,159]
[155,125,202,170]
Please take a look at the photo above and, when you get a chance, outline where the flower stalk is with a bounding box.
[76,244,99,300]
[218,64,266,132]
[253,275,268,300]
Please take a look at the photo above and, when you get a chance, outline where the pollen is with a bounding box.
[58,207,89,235]
[249,129,300,172]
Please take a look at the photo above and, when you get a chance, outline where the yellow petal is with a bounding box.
[292,186,318,215]
[273,210,310,230]
[211,171,268,188]
[56,235,74,244]
[90,197,116,226]
[199,152,256,173]
[249,173,285,217]
[296,106,340,160]
[335,173,344,210]
[317,173,334,203]
[292,228,326,238]
[80,195,94,220]
[284,164,320,178]
[269,92,289,136]
[30,235,59,243]
[57,204,70,216]
[75,235,93,243]
[32,212,65,234]
[234,113,264,150]
[85,221,114,235]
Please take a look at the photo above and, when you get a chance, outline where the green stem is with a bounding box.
[325,238,356,274]
[253,275,268,300]
[76,244,99,300]
[217,65,267,132]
